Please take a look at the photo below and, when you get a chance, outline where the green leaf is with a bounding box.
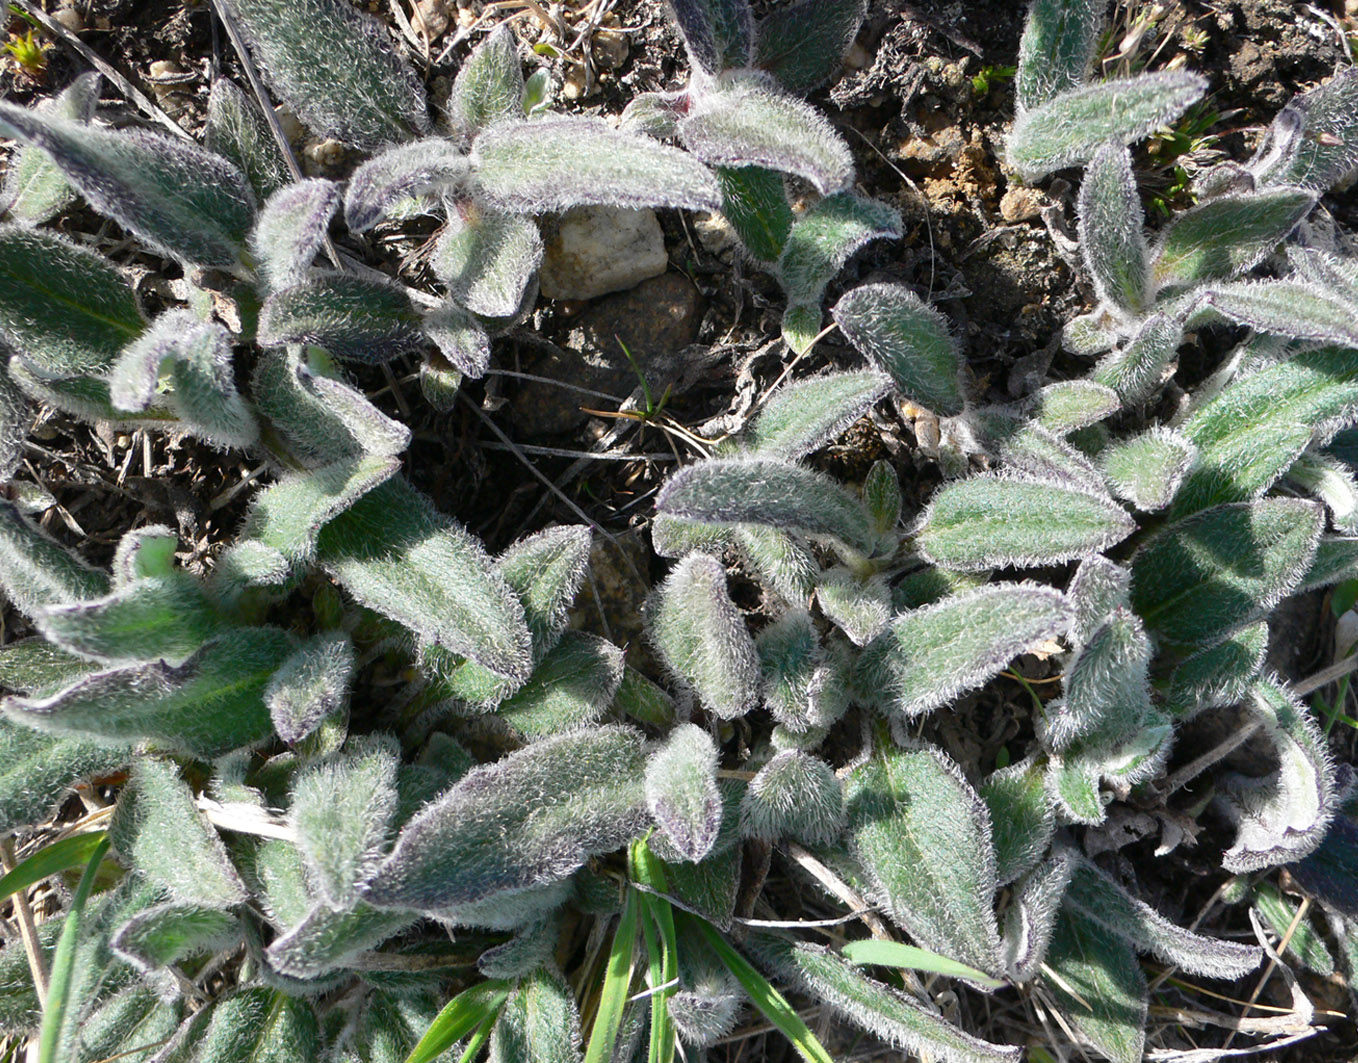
[1015,0,1105,110]
[205,77,291,203]
[406,980,511,1063]
[980,755,1054,887]
[739,751,844,846]
[735,523,821,603]
[757,609,848,732]
[265,900,414,981]
[1041,908,1147,1063]
[841,938,1005,989]
[343,138,469,232]
[0,829,108,904]
[746,370,892,461]
[471,116,722,213]
[1297,534,1358,595]
[1044,609,1151,753]
[844,743,1003,975]
[751,933,1021,1063]
[446,25,524,137]
[715,164,793,263]
[3,627,296,757]
[1288,452,1358,534]
[1192,280,1358,348]
[646,552,761,719]
[0,637,96,695]
[0,224,144,380]
[864,459,902,539]
[1248,66,1358,192]
[1006,71,1207,181]
[222,0,429,151]
[251,178,341,291]
[667,0,752,72]
[917,473,1134,571]
[1090,311,1183,403]
[1130,499,1322,648]
[316,477,532,682]
[1077,144,1149,313]
[78,986,182,1063]
[1164,621,1267,718]
[1,72,100,225]
[362,727,648,912]
[679,74,854,195]
[0,103,255,271]
[247,453,402,562]
[146,987,320,1063]
[1047,754,1106,825]
[816,569,891,646]
[259,273,426,364]
[656,457,875,555]
[0,720,124,835]
[489,969,583,1063]
[646,723,722,862]
[1027,380,1120,434]
[0,499,109,619]
[432,204,543,319]
[495,632,625,738]
[877,582,1070,718]
[755,0,868,94]
[1099,426,1194,510]
[1151,187,1316,291]
[777,193,901,309]
[110,903,240,975]
[266,631,357,744]
[968,410,1105,493]
[1002,849,1076,982]
[1252,880,1335,975]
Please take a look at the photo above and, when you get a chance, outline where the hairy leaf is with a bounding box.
[817,569,892,646]
[1252,880,1335,975]
[646,723,722,862]
[1,72,101,225]
[259,273,425,364]
[495,632,625,738]
[0,719,126,834]
[833,282,965,415]
[150,986,319,1063]
[757,609,849,732]
[247,453,401,562]
[1015,0,1105,110]
[344,138,468,232]
[432,204,543,319]
[266,631,357,744]
[1091,311,1183,403]
[735,522,821,602]
[1099,426,1194,511]
[0,103,255,270]
[668,0,752,72]
[777,193,902,311]
[251,178,341,291]
[490,970,582,1063]
[0,499,109,618]
[745,370,892,461]
[1029,380,1120,434]
[714,164,792,263]
[265,901,414,980]
[1077,144,1149,313]
[1299,534,1358,594]
[1007,71,1207,181]
[1002,850,1076,983]
[1041,908,1147,1063]
[222,0,429,150]
[980,755,1054,887]
[204,77,290,203]
[755,0,868,94]
[1248,66,1358,192]
[740,750,844,845]
[111,903,240,978]
[472,117,722,212]
[1045,609,1151,754]
[1288,452,1358,534]
[421,300,492,378]
[1193,280,1358,348]
[446,25,524,138]
[1164,621,1267,718]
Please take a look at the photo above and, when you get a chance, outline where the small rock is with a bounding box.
[539,205,668,301]
[413,0,452,39]
[592,27,628,69]
[999,186,1044,223]
[52,5,84,32]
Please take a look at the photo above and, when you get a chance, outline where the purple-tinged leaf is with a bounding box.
[646,722,722,862]
[445,25,524,138]
[343,138,468,232]
[755,0,867,95]
[422,301,491,378]
[259,273,424,363]
[251,179,341,291]
[266,631,356,745]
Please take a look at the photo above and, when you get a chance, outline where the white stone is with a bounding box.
[538,206,668,300]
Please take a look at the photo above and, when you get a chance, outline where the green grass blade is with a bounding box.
[38,834,110,1063]
[686,915,836,1063]
[584,888,639,1063]
[840,939,1007,989]
[629,843,678,1063]
[405,980,511,1063]
[0,831,107,905]
[456,1010,499,1063]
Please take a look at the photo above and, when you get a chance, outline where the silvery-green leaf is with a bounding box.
[112,526,177,587]
[650,513,732,559]
[110,310,258,450]
[1219,677,1337,873]
[259,273,425,364]
[1028,380,1120,434]
[657,780,743,927]
[833,282,964,415]
[740,750,844,845]
[1002,849,1077,982]
[715,164,792,263]
[1077,144,1149,313]
[265,902,414,980]
[1015,0,1105,110]
[149,986,320,1063]
[1066,556,1130,648]
[246,453,402,562]
[755,0,868,94]
[1288,452,1358,534]
[1065,712,1173,795]
[667,0,752,72]
[0,637,95,696]
[0,498,109,618]
[2,72,100,225]
[1064,311,1119,356]
[734,523,821,603]
[1287,245,1358,302]
[878,582,1070,718]
[1099,426,1194,510]
[980,755,1054,887]
[1063,859,1263,979]
[0,103,255,270]
[893,565,992,610]
[1131,499,1322,648]
[111,903,240,979]
[1151,188,1316,291]
[2,627,295,757]
[79,987,182,1063]
[36,572,229,667]
[777,193,901,311]
[0,718,126,834]
[1252,880,1335,976]
[0,224,143,380]
[1041,907,1146,1063]
[291,734,399,906]
[657,457,875,554]
[110,757,248,907]
[679,73,854,194]
[1165,621,1267,718]
[845,743,1003,975]
[863,459,902,540]
[266,631,356,744]
[6,356,151,424]
[477,916,560,980]
[362,726,647,911]
[490,969,583,1063]
[246,838,311,929]
[1192,280,1358,347]
[669,961,741,1048]
[317,477,532,682]
[1046,754,1105,824]
[251,179,340,291]
[252,346,411,467]
[745,370,892,461]
[917,473,1134,571]
[421,300,491,378]
[612,665,678,729]
[1007,71,1207,181]
[621,89,685,139]
[471,117,722,213]
[647,552,760,719]
[1298,534,1358,595]
[205,77,290,203]
[1044,609,1151,754]
[221,0,429,150]
[816,568,891,645]
[495,632,625,738]
[419,349,464,411]
[752,935,1022,1063]
[968,409,1106,492]
[432,205,543,319]
[343,139,468,232]
[757,608,848,731]
[1248,66,1358,192]
[0,368,27,481]
[646,722,722,862]
[1090,311,1182,403]
[446,25,524,137]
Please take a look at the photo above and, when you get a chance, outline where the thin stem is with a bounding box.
[0,837,48,1007]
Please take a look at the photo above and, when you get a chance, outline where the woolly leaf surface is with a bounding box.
[667,0,752,72]
[646,722,722,862]
[432,205,543,319]
[421,301,491,378]
[446,26,524,138]
[495,632,625,738]
[816,569,891,646]
[204,77,290,203]
[1193,280,1358,348]
[755,0,868,94]
[343,138,468,232]
[149,986,320,1063]
[247,454,401,562]
[1002,850,1076,983]
[1288,452,1358,535]
[980,756,1054,887]
[714,164,792,263]
[746,371,892,461]
[777,193,901,308]
[0,718,126,834]
[1028,380,1120,434]
[1015,0,1105,110]
[490,970,583,1063]
[251,178,340,291]
[1,72,100,225]
[1091,311,1182,403]
[0,499,109,619]
[266,631,357,744]
[1164,621,1267,718]
[259,273,424,364]
[757,609,848,732]
[740,750,844,845]
[1077,144,1149,313]
[111,903,240,975]
[265,902,414,980]
[1044,609,1150,753]
[1099,427,1194,511]
[1041,908,1146,1063]
[1249,66,1358,192]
